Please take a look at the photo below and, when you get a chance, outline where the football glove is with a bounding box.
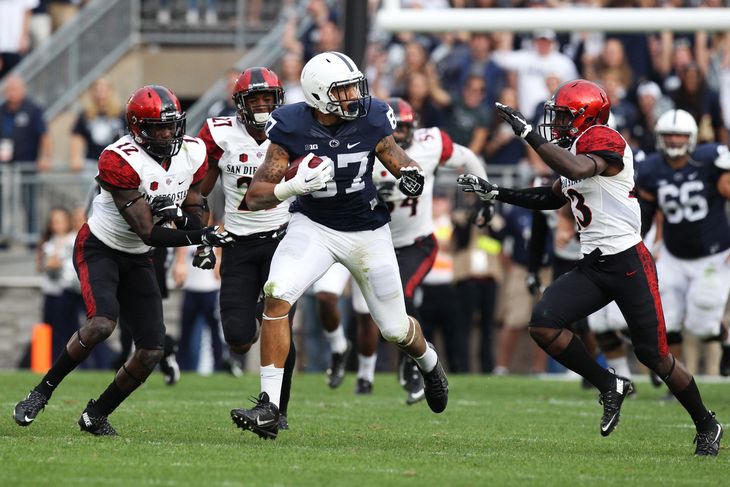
[201,226,234,247]
[473,202,495,228]
[150,195,183,223]
[377,181,398,202]
[274,153,334,201]
[192,245,216,269]
[457,173,499,201]
[495,102,532,139]
[398,166,425,197]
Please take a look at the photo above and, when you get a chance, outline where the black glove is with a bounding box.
[398,167,425,197]
[192,245,216,269]
[457,173,499,201]
[474,202,495,228]
[150,195,183,223]
[495,102,533,139]
[526,271,541,297]
[201,226,234,247]
[377,181,397,202]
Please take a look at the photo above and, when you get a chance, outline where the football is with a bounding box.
[284,154,324,181]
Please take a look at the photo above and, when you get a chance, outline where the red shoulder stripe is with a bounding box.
[197,121,225,161]
[98,150,140,190]
[438,130,454,165]
[575,126,625,156]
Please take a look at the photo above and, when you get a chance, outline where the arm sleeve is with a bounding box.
[638,195,657,238]
[527,211,548,273]
[496,186,566,211]
[97,150,140,190]
[149,226,204,247]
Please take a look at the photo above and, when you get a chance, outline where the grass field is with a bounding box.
[1,371,727,486]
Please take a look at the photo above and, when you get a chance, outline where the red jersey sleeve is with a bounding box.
[438,130,454,165]
[575,126,626,157]
[197,122,225,161]
[192,153,208,185]
[98,150,140,190]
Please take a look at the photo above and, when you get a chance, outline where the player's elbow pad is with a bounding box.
[496,186,565,210]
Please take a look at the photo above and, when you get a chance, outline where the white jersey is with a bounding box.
[199,116,289,236]
[88,134,207,254]
[373,127,455,248]
[560,125,641,256]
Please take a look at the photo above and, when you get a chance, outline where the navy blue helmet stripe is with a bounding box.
[330,52,355,72]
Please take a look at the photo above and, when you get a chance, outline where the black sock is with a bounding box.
[279,337,296,415]
[35,348,81,399]
[672,378,710,428]
[552,335,615,393]
[93,380,131,417]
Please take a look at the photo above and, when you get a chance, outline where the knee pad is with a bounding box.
[595,331,623,353]
[529,300,564,330]
[528,326,563,350]
[666,331,683,346]
[633,343,661,370]
[222,314,259,352]
[381,315,412,345]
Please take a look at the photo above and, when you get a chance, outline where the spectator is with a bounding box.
[48,0,83,31]
[442,75,490,156]
[600,70,639,143]
[172,246,224,372]
[29,1,52,49]
[492,30,578,121]
[441,33,504,110]
[402,72,446,128]
[0,0,35,79]
[391,41,448,101]
[37,207,76,361]
[69,78,125,173]
[280,52,306,105]
[630,80,672,155]
[157,0,219,27]
[207,68,239,118]
[586,38,635,91]
[670,62,727,144]
[484,86,526,166]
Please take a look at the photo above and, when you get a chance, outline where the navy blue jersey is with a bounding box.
[503,206,554,267]
[636,143,730,258]
[266,100,395,231]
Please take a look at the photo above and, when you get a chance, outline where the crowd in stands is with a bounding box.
[3,0,730,378]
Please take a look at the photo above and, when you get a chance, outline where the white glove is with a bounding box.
[274,154,334,201]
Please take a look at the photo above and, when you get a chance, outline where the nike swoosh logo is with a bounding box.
[304,176,318,183]
[625,270,637,277]
[24,415,34,423]
[601,413,618,432]
[347,142,361,149]
[256,417,275,426]
[178,180,186,185]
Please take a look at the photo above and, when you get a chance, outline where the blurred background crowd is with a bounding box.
[1,0,729,381]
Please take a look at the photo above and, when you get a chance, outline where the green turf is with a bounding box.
[1,371,727,486]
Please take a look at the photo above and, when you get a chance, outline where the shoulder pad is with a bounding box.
[714,145,730,170]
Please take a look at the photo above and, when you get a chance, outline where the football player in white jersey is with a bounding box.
[458,79,722,456]
[348,98,489,401]
[13,85,233,435]
[197,67,296,430]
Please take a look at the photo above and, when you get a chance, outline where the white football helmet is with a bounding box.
[655,109,697,159]
[300,51,370,120]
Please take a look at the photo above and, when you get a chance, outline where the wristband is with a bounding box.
[524,131,548,150]
[274,180,297,201]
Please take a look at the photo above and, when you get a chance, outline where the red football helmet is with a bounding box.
[126,85,186,160]
[539,79,610,148]
[386,97,418,149]
[232,67,284,129]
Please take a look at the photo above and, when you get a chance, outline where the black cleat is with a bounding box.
[278,412,289,431]
[598,375,634,437]
[419,353,449,413]
[355,378,373,395]
[230,392,280,440]
[401,356,425,405]
[720,345,730,378]
[694,412,723,457]
[78,400,118,436]
[13,390,48,426]
[326,340,351,389]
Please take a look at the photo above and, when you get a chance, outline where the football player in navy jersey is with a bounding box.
[13,85,233,435]
[636,109,730,378]
[458,80,722,456]
[229,51,449,440]
[197,67,297,430]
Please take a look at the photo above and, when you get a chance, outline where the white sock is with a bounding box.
[260,364,284,407]
[357,354,377,382]
[721,323,730,346]
[413,347,438,373]
[606,356,631,379]
[324,326,348,354]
